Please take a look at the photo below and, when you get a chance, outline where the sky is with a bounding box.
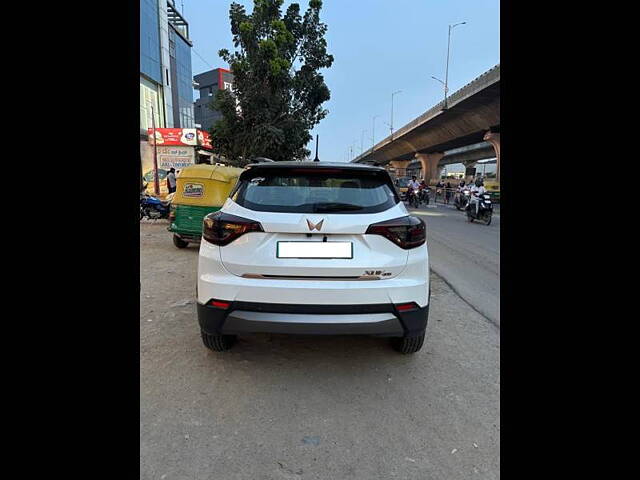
[181,0,500,162]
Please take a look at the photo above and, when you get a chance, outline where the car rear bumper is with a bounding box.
[197,300,429,337]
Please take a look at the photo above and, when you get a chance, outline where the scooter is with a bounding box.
[465,193,493,225]
[140,193,171,220]
[454,189,471,210]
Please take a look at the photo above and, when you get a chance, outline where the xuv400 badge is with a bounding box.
[364,270,392,277]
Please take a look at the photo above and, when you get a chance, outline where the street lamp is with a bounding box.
[390,90,402,139]
[444,21,466,109]
[371,115,380,161]
[431,75,447,107]
[360,129,367,154]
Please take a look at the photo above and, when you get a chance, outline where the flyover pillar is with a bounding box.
[415,153,444,184]
[389,159,412,178]
[483,131,501,183]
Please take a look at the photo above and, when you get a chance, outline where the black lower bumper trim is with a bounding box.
[197,300,429,337]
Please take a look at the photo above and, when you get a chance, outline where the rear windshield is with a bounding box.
[231,168,400,214]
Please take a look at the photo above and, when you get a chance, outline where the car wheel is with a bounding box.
[392,332,425,354]
[201,330,237,351]
[173,234,189,249]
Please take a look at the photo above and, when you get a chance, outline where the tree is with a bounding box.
[210,0,333,164]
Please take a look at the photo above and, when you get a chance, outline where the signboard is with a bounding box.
[147,128,212,149]
[157,146,196,170]
[197,130,212,149]
[465,167,476,177]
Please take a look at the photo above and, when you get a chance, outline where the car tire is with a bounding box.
[201,330,237,351]
[173,234,189,249]
[392,332,426,354]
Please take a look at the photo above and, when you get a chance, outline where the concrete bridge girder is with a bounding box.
[372,101,500,165]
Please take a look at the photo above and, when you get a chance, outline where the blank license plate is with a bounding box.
[277,242,353,259]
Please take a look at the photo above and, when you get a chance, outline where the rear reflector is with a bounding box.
[395,302,419,312]
[208,300,231,309]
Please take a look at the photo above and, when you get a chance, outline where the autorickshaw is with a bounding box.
[168,164,244,248]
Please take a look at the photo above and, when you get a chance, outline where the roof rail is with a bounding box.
[252,157,275,163]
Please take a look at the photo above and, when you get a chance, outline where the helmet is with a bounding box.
[475,178,484,187]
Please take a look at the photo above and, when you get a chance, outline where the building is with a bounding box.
[193,68,234,132]
[140,0,194,139]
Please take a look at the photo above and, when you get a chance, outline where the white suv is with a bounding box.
[196,162,430,353]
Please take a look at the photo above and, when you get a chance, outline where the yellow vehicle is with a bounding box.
[394,177,412,199]
[482,178,500,203]
[168,164,244,248]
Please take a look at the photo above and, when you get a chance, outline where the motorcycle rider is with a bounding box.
[419,179,429,203]
[435,179,445,201]
[469,177,487,216]
[407,175,421,203]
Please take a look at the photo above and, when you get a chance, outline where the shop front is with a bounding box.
[141,128,213,197]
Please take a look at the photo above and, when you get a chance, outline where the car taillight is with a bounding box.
[365,216,426,249]
[202,211,264,246]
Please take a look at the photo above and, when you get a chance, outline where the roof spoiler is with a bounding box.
[252,157,275,163]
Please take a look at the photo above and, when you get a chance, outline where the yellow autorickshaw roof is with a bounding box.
[177,164,244,183]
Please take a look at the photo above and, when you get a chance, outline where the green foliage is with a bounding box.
[210,0,333,164]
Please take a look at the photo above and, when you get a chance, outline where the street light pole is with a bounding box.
[390,90,402,139]
[372,115,379,151]
[444,21,466,109]
[431,76,446,107]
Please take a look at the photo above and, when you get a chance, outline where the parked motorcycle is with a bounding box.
[454,189,471,210]
[140,193,171,220]
[465,193,493,225]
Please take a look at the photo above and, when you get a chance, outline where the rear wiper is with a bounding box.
[313,202,363,212]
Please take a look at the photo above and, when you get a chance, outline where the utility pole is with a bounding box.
[151,105,160,196]
[313,134,319,162]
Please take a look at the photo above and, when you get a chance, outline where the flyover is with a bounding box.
[352,64,500,183]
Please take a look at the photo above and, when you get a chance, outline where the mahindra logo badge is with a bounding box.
[306,219,324,231]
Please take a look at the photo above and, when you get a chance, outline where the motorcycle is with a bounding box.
[419,187,430,205]
[454,189,471,211]
[140,193,171,220]
[465,193,493,225]
[408,187,422,208]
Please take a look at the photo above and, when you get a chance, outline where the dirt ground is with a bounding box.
[140,222,500,480]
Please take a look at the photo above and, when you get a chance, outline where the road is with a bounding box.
[410,202,500,327]
[140,223,500,479]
